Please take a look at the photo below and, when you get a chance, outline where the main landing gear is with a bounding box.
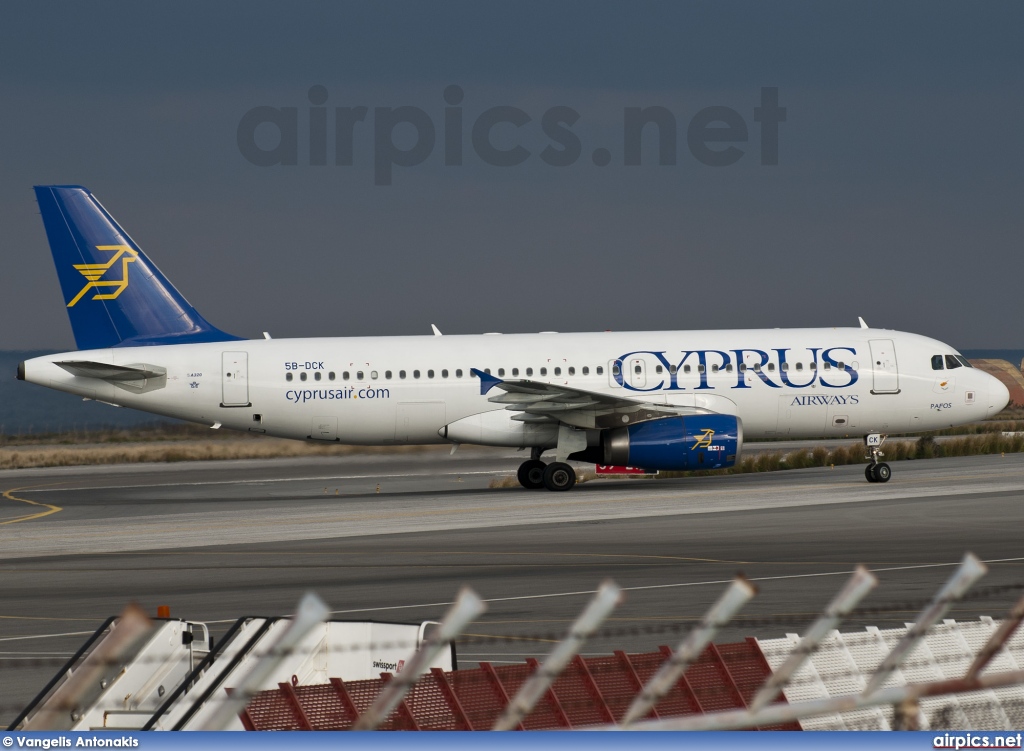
[519,428,585,492]
[864,433,891,483]
[517,459,547,490]
[517,456,577,492]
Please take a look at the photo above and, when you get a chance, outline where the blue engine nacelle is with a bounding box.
[603,414,742,471]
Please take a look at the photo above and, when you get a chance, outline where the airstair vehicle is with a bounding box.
[10,615,449,731]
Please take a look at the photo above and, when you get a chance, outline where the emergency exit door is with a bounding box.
[221,351,250,407]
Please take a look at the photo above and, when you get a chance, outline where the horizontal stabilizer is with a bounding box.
[56,360,166,382]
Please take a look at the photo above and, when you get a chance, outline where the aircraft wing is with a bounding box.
[471,368,708,430]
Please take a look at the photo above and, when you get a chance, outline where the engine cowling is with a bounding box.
[603,414,742,471]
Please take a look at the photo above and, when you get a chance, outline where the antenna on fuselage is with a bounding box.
[858,317,869,329]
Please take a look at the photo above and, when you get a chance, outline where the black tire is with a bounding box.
[517,460,547,490]
[865,464,878,483]
[543,462,577,492]
[875,463,891,483]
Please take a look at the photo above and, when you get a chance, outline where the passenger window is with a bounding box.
[357,371,364,380]
[795,363,803,371]
[669,365,677,375]
[611,364,620,376]
[822,362,830,371]
[328,372,335,381]
[712,365,719,373]
[512,368,519,376]
[399,370,406,379]
[753,363,761,372]
[526,367,534,376]
[456,369,463,377]
[698,364,705,373]
[428,369,435,378]
[596,366,604,375]
[655,365,663,374]
[343,371,350,380]
[300,372,307,381]
[582,366,589,375]
[810,362,816,370]
[838,362,846,370]
[554,367,561,376]
[540,367,548,376]
[442,369,448,378]
[484,368,491,374]
[413,370,421,379]
[568,367,575,376]
[385,370,392,379]
[945,355,962,370]
[684,365,691,373]
[738,364,746,372]
[497,368,505,377]
[781,363,789,372]
[725,364,733,372]
[767,363,775,372]
[286,372,293,382]
[931,355,944,370]
[371,371,378,379]
[315,371,322,381]
[956,356,973,368]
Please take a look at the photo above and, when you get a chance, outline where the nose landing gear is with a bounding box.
[864,433,891,483]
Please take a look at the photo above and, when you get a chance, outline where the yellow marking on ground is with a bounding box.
[5,459,1018,540]
[0,546,1004,570]
[0,615,106,622]
[0,484,64,525]
[461,632,559,644]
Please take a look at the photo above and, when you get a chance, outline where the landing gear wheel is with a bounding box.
[543,462,576,492]
[517,460,547,490]
[863,434,889,484]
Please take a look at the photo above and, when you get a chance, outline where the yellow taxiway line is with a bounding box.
[0,484,64,526]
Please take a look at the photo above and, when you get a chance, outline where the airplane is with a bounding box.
[17,186,1011,491]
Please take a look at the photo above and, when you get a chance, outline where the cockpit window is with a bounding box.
[956,355,973,368]
[931,355,944,371]
[945,355,962,369]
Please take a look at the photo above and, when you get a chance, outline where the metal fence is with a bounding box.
[11,551,1024,731]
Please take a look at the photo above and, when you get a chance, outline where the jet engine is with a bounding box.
[602,414,742,471]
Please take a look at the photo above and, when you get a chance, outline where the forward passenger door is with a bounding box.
[869,339,900,394]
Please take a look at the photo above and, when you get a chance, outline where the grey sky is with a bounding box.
[1,1,1021,350]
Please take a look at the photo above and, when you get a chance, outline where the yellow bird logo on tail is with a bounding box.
[67,244,139,307]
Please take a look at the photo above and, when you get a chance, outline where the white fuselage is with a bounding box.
[21,327,1008,449]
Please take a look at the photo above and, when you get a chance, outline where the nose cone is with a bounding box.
[987,376,1010,418]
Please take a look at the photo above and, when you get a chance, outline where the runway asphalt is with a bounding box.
[2,447,1024,726]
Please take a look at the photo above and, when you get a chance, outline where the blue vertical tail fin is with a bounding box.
[33,185,241,350]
